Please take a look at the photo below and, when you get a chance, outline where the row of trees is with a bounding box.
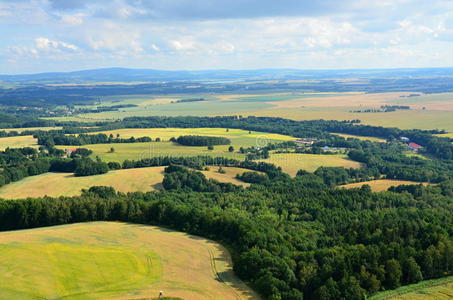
[175,135,231,146]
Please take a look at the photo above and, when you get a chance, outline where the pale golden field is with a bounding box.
[0,126,62,132]
[57,128,295,163]
[259,153,362,176]
[0,135,38,150]
[331,133,387,142]
[0,167,166,199]
[0,166,254,199]
[0,222,259,300]
[340,179,430,192]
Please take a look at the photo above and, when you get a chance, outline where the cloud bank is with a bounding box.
[1,0,453,73]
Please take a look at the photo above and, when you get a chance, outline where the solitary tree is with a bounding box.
[228,146,235,152]
[207,145,214,150]
[109,147,115,153]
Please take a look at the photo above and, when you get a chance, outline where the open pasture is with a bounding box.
[0,135,38,150]
[201,166,259,187]
[47,92,453,131]
[331,133,387,142]
[0,222,258,300]
[0,166,255,199]
[369,276,453,300]
[259,153,362,176]
[0,167,166,199]
[0,126,62,133]
[339,179,430,192]
[57,128,295,163]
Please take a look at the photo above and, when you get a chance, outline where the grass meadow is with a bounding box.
[369,276,453,300]
[259,153,362,176]
[0,222,258,300]
[0,166,255,199]
[57,128,295,163]
[47,92,453,131]
[0,135,38,150]
[339,179,430,192]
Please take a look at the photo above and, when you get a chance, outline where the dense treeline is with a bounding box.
[162,165,241,192]
[175,135,231,146]
[0,173,451,299]
[36,133,151,147]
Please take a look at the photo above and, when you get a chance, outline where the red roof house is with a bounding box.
[408,142,423,151]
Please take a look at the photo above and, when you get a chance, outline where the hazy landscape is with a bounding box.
[1,0,453,299]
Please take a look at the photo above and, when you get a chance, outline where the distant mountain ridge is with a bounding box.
[1,67,453,84]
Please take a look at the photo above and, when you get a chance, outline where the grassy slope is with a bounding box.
[259,153,362,176]
[369,276,453,300]
[57,128,295,163]
[339,179,430,192]
[0,135,38,150]
[0,126,62,133]
[0,167,166,199]
[0,222,259,300]
[0,166,254,199]
[331,133,387,143]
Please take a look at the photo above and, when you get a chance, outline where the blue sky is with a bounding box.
[1,0,453,74]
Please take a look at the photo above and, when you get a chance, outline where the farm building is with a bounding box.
[64,148,78,155]
[408,142,423,152]
[294,138,317,145]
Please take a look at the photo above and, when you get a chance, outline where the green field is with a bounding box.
[46,92,453,131]
[331,133,387,142]
[369,276,453,300]
[0,166,254,199]
[0,222,258,299]
[0,126,62,133]
[57,128,295,163]
[259,153,362,176]
[339,179,430,192]
[0,135,38,150]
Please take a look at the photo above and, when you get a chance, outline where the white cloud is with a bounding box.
[35,37,78,51]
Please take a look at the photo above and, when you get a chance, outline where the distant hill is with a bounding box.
[1,67,453,84]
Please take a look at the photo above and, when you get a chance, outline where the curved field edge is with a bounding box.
[0,221,260,300]
[339,179,431,192]
[369,276,453,300]
[0,166,253,199]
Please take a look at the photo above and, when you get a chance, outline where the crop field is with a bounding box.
[0,126,62,132]
[201,166,259,187]
[259,153,362,176]
[0,166,254,199]
[369,276,453,300]
[0,135,38,150]
[0,222,258,300]
[0,167,166,199]
[339,179,430,192]
[57,128,295,163]
[47,92,453,131]
[331,133,387,142]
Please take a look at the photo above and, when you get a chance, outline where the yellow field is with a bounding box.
[201,166,259,187]
[0,222,259,300]
[0,166,255,199]
[0,135,38,150]
[0,126,62,133]
[340,179,430,192]
[332,133,386,143]
[57,128,295,163]
[259,153,362,176]
[0,167,166,199]
[370,276,453,300]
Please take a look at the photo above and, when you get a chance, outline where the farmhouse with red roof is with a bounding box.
[408,142,423,152]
